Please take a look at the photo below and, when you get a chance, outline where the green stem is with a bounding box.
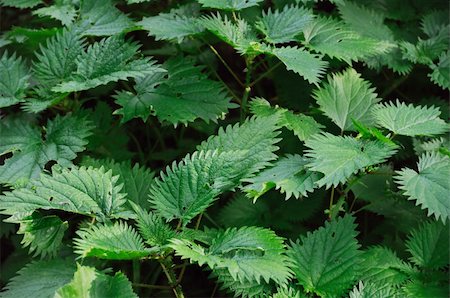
[249,61,282,88]
[207,43,244,87]
[132,283,172,290]
[160,260,185,298]
[132,260,140,284]
[328,187,335,220]
[240,57,253,121]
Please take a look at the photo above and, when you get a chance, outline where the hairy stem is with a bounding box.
[160,259,185,298]
[240,57,253,121]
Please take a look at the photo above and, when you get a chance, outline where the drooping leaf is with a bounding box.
[288,215,362,297]
[255,5,314,44]
[0,0,42,8]
[0,166,129,222]
[211,268,272,298]
[74,221,151,260]
[0,51,30,108]
[18,212,68,258]
[372,100,448,136]
[250,97,323,141]
[197,0,264,11]
[199,13,259,54]
[406,220,450,269]
[243,154,321,200]
[304,133,397,188]
[55,264,137,298]
[33,0,77,26]
[0,114,93,186]
[53,35,161,93]
[137,3,204,42]
[303,16,393,63]
[1,258,76,298]
[395,152,450,222]
[313,68,381,131]
[77,0,133,37]
[170,226,292,284]
[114,56,236,125]
[267,46,328,85]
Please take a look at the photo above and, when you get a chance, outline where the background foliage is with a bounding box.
[0,0,449,297]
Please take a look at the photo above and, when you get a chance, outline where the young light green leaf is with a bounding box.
[313,68,381,131]
[373,100,448,136]
[0,51,30,108]
[77,0,133,36]
[0,114,93,186]
[114,56,236,125]
[349,281,397,298]
[74,221,151,260]
[197,0,263,11]
[406,220,450,269]
[170,226,292,284]
[53,35,161,93]
[243,154,321,200]
[267,46,328,85]
[395,152,450,222]
[137,3,204,42]
[55,264,137,298]
[304,133,397,188]
[1,258,76,298]
[255,5,314,44]
[18,212,68,258]
[0,166,129,222]
[288,215,361,297]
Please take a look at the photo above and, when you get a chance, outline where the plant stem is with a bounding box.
[160,260,185,298]
[249,61,282,87]
[207,43,244,87]
[328,187,335,220]
[132,283,172,290]
[132,260,140,284]
[240,57,253,121]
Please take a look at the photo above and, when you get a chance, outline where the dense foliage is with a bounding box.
[0,0,449,297]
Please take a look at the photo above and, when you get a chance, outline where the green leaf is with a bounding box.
[0,166,129,222]
[402,280,448,298]
[0,114,93,186]
[0,0,42,8]
[1,258,76,298]
[396,152,450,222]
[33,28,83,86]
[33,0,77,26]
[429,51,449,90]
[406,220,450,269]
[18,212,68,258]
[359,246,412,288]
[137,3,204,42]
[0,51,30,108]
[304,133,397,188]
[199,13,259,54]
[78,0,133,36]
[130,202,176,247]
[421,10,449,38]
[313,68,381,131]
[81,157,154,208]
[170,226,292,284]
[243,154,321,200]
[267,46,328,85]
[349,281,398,298]
[197,0,263,11]
[211,268,272,298]
[53,35,160,93]
[372,100,448,136]
[55,264,137,298]
[255,5,314,44]
[288,215,362,297]
[114,56,236,125]
[249,97,323,141]
[303,16,393,63]
[74,221,151,260]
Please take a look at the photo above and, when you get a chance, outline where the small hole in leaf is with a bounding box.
[0,152,13,165]
[49,196,54,202]
[44,160,58,172]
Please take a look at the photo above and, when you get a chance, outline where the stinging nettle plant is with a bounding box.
[0,0,449,297]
